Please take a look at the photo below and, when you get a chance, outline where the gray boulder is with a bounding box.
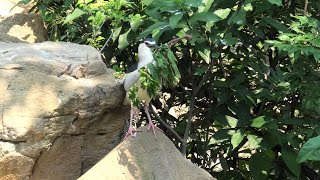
[0,42,126,180]
[79,126,215,180]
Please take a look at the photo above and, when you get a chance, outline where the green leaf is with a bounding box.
[166,50,181,85]
[262,18,289,33]
[118,29,134,51]
[209,129,235,145]
[227,8,246,25]
[152,24,171,40]
[247,134,262,149]
[282,146,301,177]
[64,0,73,6]
[225,115,238,128]
[198,48,211,64]
[64,8,85,24]
[112,26,122,42]
[197,0,214,13]
[251,116,267,128]
[130,14,145,32]
[231,129,245,149]
[143,0,154,6]
[136,21,168,41]
[221,33,238,46]
[249,152,272,180]
[145,7,161,19]
[297,135,320,163]
[185,0,204,7]
[190,12,221,23]
[267,0,282,6]
[169,13,183,28]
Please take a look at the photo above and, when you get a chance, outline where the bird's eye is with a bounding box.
[144,42,150,46]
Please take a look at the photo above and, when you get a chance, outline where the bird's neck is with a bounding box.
[138,43,154,69]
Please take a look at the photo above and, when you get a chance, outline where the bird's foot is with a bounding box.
[147,122,162,138]
[123,127,142,140]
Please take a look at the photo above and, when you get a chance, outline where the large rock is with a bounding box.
[79,126,215,180]
[0,42,126,179]
[0,13,47,43]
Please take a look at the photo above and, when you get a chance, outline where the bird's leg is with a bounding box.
[144,103,162,137]
[124,106,141,140]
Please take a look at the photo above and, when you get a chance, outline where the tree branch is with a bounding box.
[100,31,113,53]
[181,58,214,155]
[167,35,192,47]
[202,84,213,168]
[181,91,195,155]
[304,0,308,16]
[150,105,184,143]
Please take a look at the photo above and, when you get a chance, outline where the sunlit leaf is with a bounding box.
[225,115,238,128]
[112,26,122,42]
[198,48,211,64]
[214,8,231,19]
[130,14,145,32]
[118,29,134,51]
[64,8,85,24]
[209,129,235,145]
[251,116,267,128]
[231,129,245,149]
[247,134,262,149]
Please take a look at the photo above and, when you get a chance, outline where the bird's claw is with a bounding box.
[123,127,142,140]
[147,122,162,138]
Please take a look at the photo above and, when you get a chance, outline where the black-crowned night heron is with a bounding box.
[123,38,162,138]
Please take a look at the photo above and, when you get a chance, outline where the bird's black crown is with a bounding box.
[143,38,157,47]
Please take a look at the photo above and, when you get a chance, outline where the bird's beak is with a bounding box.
[150,44,158,48]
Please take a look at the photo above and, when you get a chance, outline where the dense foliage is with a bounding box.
[20,0,320,179]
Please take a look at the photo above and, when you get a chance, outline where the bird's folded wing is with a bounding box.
[123,70,140,92]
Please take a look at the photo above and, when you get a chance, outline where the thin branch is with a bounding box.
[304,0,308,16]
[167,35,192,47]
[150,105,184,143]
[194,59,215,95]
[182,91,195,155]
[181,58,215,155]
[181,54,195,155]
[100,31,113,53]
[202,83,213,168]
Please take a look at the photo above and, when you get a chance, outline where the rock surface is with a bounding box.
[79,126,215,180]
[0,0,28,16]
[0,42,126,179]
[0,13,47,43]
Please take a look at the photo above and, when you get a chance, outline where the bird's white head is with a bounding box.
[138,38,157,68]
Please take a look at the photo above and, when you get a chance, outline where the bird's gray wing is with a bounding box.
[123,70,140,92]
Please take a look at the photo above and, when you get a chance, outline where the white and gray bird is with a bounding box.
[123,38,161,138]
